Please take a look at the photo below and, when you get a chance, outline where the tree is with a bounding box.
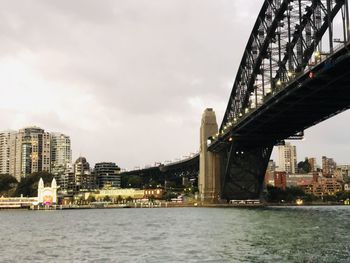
[103,195,111,202]
[0,174,18,196]
[87,195,96,203]
[297,158,311,174]
[266,185,309,203]
[127,175,142,188]
[126,196,133,203]
[163,192,177,201]
[335,191,350,202]
[149,195,155,203]
[117,195,123,203]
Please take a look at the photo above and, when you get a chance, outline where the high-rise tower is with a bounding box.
[50,133,72,176]
[277,142,297,174]
[0,131,17,175]
[14,127,51,179]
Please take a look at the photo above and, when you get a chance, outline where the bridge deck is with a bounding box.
[210,44,350,151]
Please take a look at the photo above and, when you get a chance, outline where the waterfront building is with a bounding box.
[322,156,337,177]
[0,196,38,208]
[84,188,145,202]
[0,177,57,208]
[74,157,95,191]
[37,177,58,205]
[277,142,297,174]
[50,133,72,176]
[94,162,121,189]
[144,189,164,199]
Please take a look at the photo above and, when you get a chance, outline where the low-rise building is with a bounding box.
[274,171,287,190]
[85,188,145,202]
[311,177,342,197]
[144,189,164,199]
[286,173,315,187]
[335,165,350,182]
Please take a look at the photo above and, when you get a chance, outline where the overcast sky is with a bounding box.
[1,0,349,169]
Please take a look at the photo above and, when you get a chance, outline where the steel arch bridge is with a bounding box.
[121,0,350,200]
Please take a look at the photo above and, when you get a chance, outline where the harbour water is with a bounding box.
[1,206,350,262]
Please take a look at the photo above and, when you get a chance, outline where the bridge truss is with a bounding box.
[220,0,349,134]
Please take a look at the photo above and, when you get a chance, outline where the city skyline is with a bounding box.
[1,124,345,171]
[1,0,350,169]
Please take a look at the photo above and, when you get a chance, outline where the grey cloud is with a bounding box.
[1,0,349,168]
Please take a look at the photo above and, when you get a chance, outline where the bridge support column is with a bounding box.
[199,108,221,203]
[221,143,273,201]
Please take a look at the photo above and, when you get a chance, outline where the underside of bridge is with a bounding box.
[219,144,273,200]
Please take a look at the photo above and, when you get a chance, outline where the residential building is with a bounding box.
[322,156,337,177]
[0,131,16,175]
[313,177,342,197]
[15,127,51,180]
[94,162,121,189]
[335,165,350,182]
[264,160,276,186]
[277,142,297,174]
[55,164,75,194]
[50,133,72,176]
[74,157,95,191]
[308,157,317,172]
[0,127,73,182]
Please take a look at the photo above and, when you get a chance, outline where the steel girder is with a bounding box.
[120,155,199,188]
[220,0,348,134]
[220,143,274,200]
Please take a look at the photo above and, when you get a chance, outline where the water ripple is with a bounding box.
[0,206,350,262]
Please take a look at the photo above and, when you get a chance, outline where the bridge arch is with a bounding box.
[221,0,349,133]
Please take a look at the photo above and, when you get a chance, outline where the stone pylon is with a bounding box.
[199,108,221,203]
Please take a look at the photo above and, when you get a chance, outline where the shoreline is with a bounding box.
[1,202,349,210]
